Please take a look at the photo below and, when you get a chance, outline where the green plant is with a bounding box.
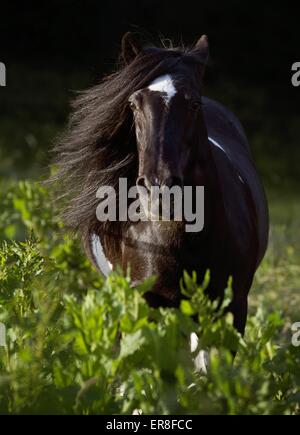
[0,180,299,414]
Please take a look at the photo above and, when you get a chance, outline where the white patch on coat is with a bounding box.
[148,74,177,105]
[208,136,229,157]
[91,233,113,276]
[190,332,209,374]
[209,137,245,184]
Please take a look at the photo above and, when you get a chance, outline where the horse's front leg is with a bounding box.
[190,332,210,374]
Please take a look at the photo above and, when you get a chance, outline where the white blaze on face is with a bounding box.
[148,74,177,105]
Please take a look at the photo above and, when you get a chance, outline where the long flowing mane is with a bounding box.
[50,43,201,236]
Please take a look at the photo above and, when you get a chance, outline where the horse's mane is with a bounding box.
[50,43,199,236]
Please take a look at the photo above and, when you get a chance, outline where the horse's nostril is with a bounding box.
[136,176,151,191]
[136,176,146,187]
[164,176,183,188]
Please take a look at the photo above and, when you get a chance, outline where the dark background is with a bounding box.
[0,0,299,190]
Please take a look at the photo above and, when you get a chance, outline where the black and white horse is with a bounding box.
[52,32,269,338]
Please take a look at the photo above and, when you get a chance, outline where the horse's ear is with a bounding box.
[121,32,142,65]
[193,34,209,65]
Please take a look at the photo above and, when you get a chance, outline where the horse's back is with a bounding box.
[202,96,269,267]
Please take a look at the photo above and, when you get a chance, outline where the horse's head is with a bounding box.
[123,33,209,192]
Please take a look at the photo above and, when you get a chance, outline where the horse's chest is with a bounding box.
[122,223,217,282]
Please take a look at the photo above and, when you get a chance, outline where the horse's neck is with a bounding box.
[190,117,225,230]
[188,114,219,188]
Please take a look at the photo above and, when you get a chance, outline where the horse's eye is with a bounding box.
[129,101,136,110]
[191,100,202,111]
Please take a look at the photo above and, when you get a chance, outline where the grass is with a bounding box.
[251,192,300,323]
